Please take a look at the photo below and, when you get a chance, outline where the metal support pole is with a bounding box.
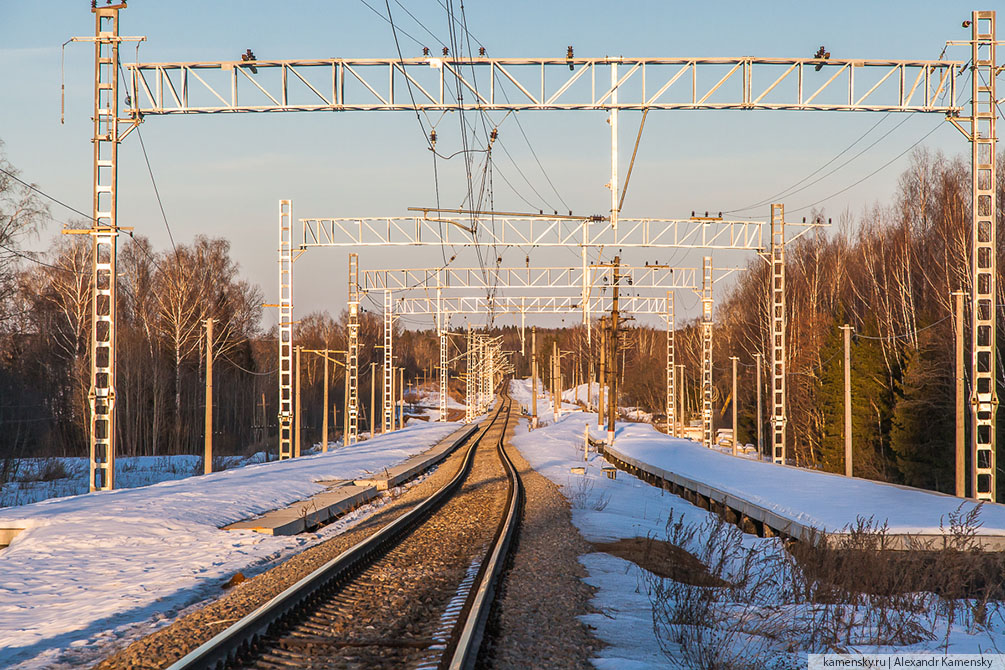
[553,341,560,423]
[322,349,329,452]
[346,253,359,445]
[701,256,714,448]
[294,345,302,458]
[841,324,853,477]
[969,10,998,501]
[204,318,213,474]
[399,366,405,429]
[531,326,538,429]
[383,289,393,434]
[343,359,349,442]
[754,352,763,458]
[87,4,123,491]
[730,355,738,456]
[278,199,294,460]
[607,256,620,446]
[599,317,606,429]
[666,291,675,436]
[610,62,619,233]
[770,204,788,464]
[954,291,966,497]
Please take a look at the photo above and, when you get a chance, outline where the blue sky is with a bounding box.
[0,1,982,330]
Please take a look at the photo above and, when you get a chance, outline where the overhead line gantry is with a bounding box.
[78,5,997,501]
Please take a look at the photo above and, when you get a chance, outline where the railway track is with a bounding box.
[166,393,521,670]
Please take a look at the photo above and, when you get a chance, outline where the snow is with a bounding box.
[607,423,1005,537]
[507,379,1005,669]
[0,421,460,670]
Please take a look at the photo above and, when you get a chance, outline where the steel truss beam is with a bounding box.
[358,264,740,292]
[301,216,824,249]
[393,294,676,316]
[124,57,963,115]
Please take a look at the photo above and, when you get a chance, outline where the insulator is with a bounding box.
[442,47,449,56]
[423,47,430,56]
[479,47,486,56]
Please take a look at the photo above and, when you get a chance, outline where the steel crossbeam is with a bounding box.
[358,264,740,292]
[302,216,825,250]
[123,57,963,115]
[393,294,676,316]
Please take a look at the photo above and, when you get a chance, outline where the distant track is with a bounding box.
[166,392,520,670]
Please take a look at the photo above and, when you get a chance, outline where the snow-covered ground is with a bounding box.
[508,379,1005,669]
[1,453,271,508]
[0,421,460,670]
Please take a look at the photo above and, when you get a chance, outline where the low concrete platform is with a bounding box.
[225,423,479,536]
[355,424,478,491]
[600,438,1005,552]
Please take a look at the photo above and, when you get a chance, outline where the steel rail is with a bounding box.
[165,402,508,670]
[443,392,521,669]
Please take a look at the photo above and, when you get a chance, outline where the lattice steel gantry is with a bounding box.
[75,7,997,489]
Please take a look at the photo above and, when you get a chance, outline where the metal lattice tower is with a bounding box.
[465,325,475,423]
[85,4,123,491]
[770,204,788,465]
[666,290,675,437]
[439,327,448,422]
[969,11,998,501]
[383,290,394,433]
[347,253,360,445]
[701,257,714,448]
[278,200,294,459]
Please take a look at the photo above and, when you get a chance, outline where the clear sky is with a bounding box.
[0,1,983,331]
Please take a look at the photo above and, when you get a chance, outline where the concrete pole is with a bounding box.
[370,361,377,436]
[204,318,213,474]
[842,324,853,477]
[954,290,966,497]
[531,327,538,429]
[755,353,763,459]
[553,341,560,423]
[677,364,685,438]
[321,350,329,452]
[343,362,349,442]
[730,356,738,457]
[294,345,302,458]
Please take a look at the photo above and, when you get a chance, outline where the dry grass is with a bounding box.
[642,505,1005,669]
